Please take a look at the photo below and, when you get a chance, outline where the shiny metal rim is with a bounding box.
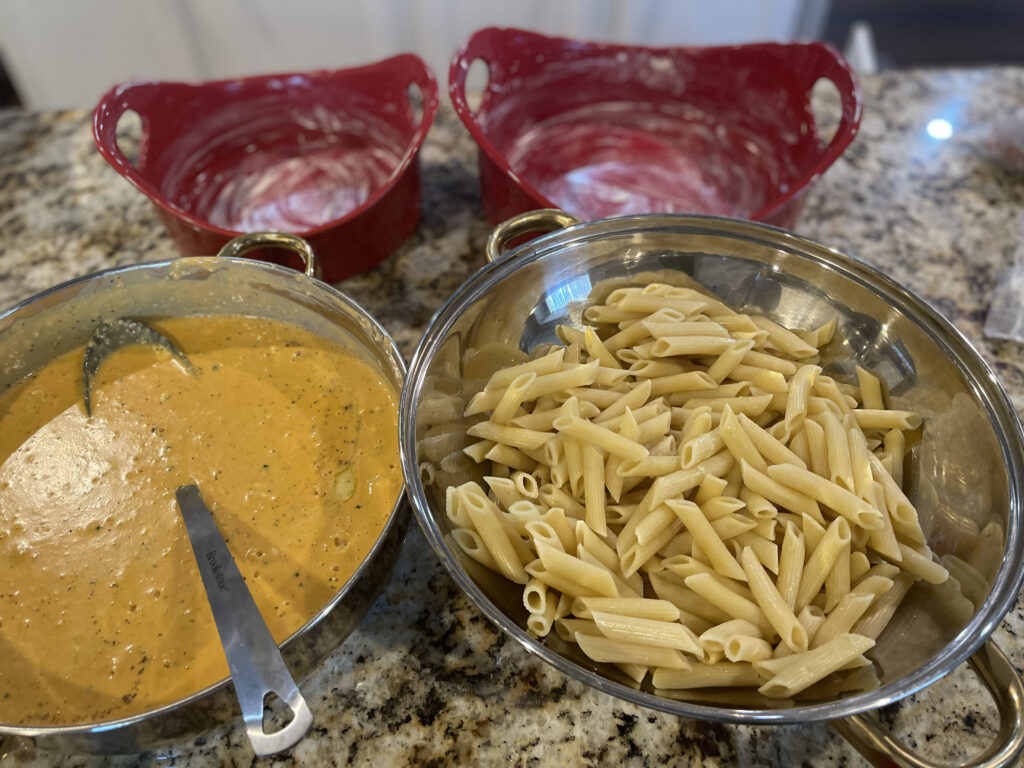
[399,212,1024,724]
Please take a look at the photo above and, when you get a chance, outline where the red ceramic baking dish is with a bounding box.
[450,28,862,228]
[94,55,438,282]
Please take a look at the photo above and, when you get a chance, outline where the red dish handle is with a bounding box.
[449,27,506,123]
[380,52,440,138]
[92,81,164,200]
[801,42,864,177]
[751,41,863,222]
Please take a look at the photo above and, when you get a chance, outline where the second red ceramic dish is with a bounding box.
[94,55,438,282]
[450,28,862,228]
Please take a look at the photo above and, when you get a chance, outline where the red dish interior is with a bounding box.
[94,55,438,282]
[450,28,862,228]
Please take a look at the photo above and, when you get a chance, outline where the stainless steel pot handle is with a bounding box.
[485,209,580,263]
[216,232,318,278]
[832,638,1024,768]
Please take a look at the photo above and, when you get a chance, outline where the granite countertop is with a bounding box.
[2,67,1024,767]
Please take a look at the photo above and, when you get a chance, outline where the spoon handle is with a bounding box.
[175,484,313,757]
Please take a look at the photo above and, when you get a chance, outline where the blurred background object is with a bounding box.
[0,0,827,109]
[1,0,1022,109]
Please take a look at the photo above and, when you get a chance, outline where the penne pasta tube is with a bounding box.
[573,597,681,622]
[596,377,652,422]
[853,409,923,431]
[584,327,622,369]
[570,520,613,567]
[578,546,642,599]
[726,364,789,393]
[883,428,906,487]
[847,426,875,501]
[613,293,708,317]
[742,350,798,376]
[652,662,761,690]
[767,464,884,530]
[758,634,875,698]
[740,460,823,520]
[463,439,495,464]
[694,475,729,505]
[677,394,773,417]
[740,547,807,652]
[590,611,704,657]
[603,322,653,353]
[819,410,854,492]
[734,532,779,575]
[483,348,566,391]
[896,543,949,584]
[683,573,773,637]
[538,483,585,518]
[850,550,871,583]
[581,443,607,535]
[795,517,852,612]
[525,520,564,552]
[706,338,756,383]
[450,528,499,572]
[776,522,804,610]
[648,571,734,625]
[527,593,558,637]
[788,429,811,467]
[553,414,649,463]
[824,537,851,613]
[461,490,529,585]
[490,373,536,424]
[535,542,619,597]
[855,365,885,410]
[783,364,821,439]
[648,450,735,508]
[813,592,878,648]
[749,315,819,358]
[700,495,745,521]
[738,413,807,468]
[679,405,714,444]
[719,405,768,472]
[485,475,523,511]
[643,319,730,339]
[576,632,691,669]
[681,429,725,469]
[699,619,762,654]
[852,573,914,640]
[725,635,773,663]
[867,480,902,561]
[484,443,535,472]
[667,500,747,581]
[802,418,829,479]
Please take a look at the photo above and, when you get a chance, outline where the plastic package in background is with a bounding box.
[984,214,1024,342]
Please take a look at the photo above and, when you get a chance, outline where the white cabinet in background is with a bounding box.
[0,0,827,110]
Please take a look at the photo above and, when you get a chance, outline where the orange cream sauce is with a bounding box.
[0,315,401,725]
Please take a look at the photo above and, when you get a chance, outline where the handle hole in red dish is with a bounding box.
[810,77,841,145]
[464,57,490,116]
[407,82,424,129]
[115,109,143,167]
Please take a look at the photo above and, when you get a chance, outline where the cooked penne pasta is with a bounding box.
[653,662,761,690]
[758,634,875,697]
[452,275,940,702]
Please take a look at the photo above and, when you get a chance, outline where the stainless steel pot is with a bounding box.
[0,234,410,754]
[400,210,1024,768]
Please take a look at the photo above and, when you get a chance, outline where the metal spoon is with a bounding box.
[175,484,313,756]
[82,318,193,416]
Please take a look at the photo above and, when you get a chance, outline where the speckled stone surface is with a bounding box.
[2,68,1024,767]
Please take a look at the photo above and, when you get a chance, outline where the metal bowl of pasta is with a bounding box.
[399,210,1024,766]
